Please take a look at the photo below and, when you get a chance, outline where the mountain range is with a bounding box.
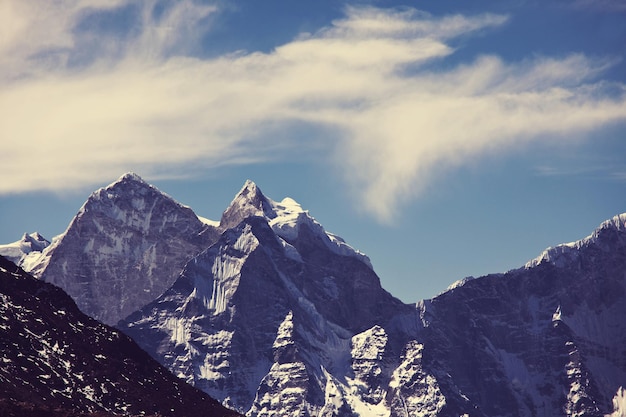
[1,173,624,416]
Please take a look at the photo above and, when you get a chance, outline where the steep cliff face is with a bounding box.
[0,256,239,417]
[28,173,219,325]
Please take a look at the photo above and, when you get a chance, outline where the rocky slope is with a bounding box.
[0,255,239,417]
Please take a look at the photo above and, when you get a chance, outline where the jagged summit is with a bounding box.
[22,231,48,245]
[107,171,149,187]
[220,180,372,268]
[10,175,371,325]
[220,180,276,229]
[16,232,48,252]
[3,173,626,417]
[86,172,152,203]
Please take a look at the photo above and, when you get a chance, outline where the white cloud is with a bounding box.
[1,2,625,220]
[0,0,130,79]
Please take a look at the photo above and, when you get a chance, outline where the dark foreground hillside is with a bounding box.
[0,256,239,417]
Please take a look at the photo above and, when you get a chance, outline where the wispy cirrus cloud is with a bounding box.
[1,1,625,220]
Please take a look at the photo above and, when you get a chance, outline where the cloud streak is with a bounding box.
[1,2,625,220]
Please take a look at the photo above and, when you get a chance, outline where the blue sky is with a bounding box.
[1,0,625,302]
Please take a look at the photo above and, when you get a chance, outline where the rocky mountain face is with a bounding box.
[119,181,415,415]
[21,173,220,325]
[0,255,239,417]
[3,174,625,416]
[119,184,626,417]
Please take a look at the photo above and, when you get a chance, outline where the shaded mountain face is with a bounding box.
[0,256,239,417]
[26,173,219,325]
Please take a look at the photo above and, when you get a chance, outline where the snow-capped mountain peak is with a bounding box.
[88,172,174,209]
[525,213,626,268]
[0,232,50,268]
[118,171,147,183]
[220,180,276,229]
[5,174,625,417]
[222,180,310,230]
[104,171,150,189]
[22,231,48,248]
[220,181,373,268]
[268,202,373,269]
[266,196,310,240]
